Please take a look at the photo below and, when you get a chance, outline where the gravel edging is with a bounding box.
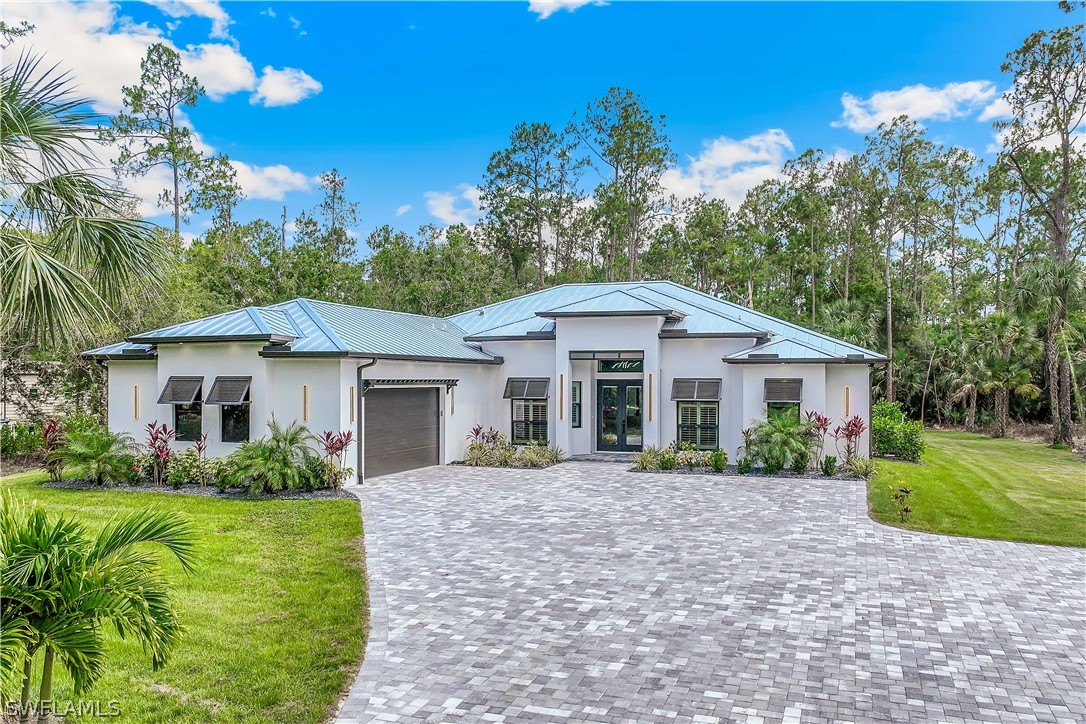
[627,464,862,480]
[43,479,356,500]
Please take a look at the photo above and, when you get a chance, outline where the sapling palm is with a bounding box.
[0,494,195,721]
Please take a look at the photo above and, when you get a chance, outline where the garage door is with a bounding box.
[363,387,440,479]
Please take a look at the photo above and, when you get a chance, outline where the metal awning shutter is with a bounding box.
[503,378,550,399]
[157,376,203,404]
[764,378,802,403]
[671,378,721,401]
[205,376,252,405]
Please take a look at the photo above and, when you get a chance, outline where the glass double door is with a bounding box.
[597,380,643,452]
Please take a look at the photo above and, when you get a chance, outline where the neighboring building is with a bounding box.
[82,281,885,479]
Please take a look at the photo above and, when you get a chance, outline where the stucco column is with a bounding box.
[553,355,572,454]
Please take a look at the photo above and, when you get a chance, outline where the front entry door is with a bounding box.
[597,380,643,452]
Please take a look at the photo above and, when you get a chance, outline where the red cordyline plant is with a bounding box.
[806,411,832,459]
[317,430,355,490]
[193,432,209,458]
[833,415,868,465]
[145,421,177,486]
[42,419,66,482]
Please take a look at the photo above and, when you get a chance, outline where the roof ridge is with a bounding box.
[300,297,451,324]
[293,299,350,351]
[128,305,256,340]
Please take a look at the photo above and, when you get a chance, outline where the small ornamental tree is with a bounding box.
[316,430,355,490]
[41,419,65,482]
[833,415,868,466]
[806,411,832,459]
[144,421,176,486]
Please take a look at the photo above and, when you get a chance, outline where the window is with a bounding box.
[677,402,718,450]
[221,403,250,443]
[174,403,202,442]
[512,400,547,444]
[571,381,582,428]
[764,378,802,422]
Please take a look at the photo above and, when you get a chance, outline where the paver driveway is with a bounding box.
[338,462,1086,723]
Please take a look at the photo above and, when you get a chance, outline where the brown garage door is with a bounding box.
[363,387,440,479]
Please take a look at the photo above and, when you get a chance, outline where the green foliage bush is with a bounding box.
[736,456,753,475]
[633,446,662,471]
[0,422,44,457]
[790,448,811,474]
[820,455,838,476]
[659,451,677,470]
[707,448,728,473]
[53,424,138,486]
[872,400,926,462]
[166,449,218,489]
[845,456,877,479]
[462,425,563,468]
[746,416,812,474]
[227,418,315,497]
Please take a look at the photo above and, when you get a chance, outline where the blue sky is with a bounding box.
[9,1,1070,246]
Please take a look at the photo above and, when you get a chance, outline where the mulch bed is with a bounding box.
[43,478,357,500]
[628,464,862,480]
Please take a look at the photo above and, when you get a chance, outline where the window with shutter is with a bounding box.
[205,376,252,405]
[677,401,719,450]
[512,399,548,444]
[158,376,203,404]
[764,378,802,403]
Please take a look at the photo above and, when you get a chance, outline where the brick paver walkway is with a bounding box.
[338,462,1086,723]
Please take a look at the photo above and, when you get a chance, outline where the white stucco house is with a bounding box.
[83,281,886,480]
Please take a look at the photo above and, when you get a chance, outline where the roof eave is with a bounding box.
[660,331,772,340]
[462,333,557,342]
[536,309,684,320]
[128,333,295,345]
[258,348,504,365]
[724,356,889,365]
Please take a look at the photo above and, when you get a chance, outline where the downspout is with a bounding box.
[355,359,378,484]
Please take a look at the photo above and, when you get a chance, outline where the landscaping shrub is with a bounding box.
[820,455,838,476]
[746,416,812,474]
[42,419,65,482]
[659,451,677,470]
[736,456,753,475]
[633,446,662,471]
[844,456,877,479]
[790,447,811,474]
[871,400,926,462]
[462,425,562,468]
[707,448,728,472]
[316,430,356,490]
[0,421,44,458]
[227,418,315,497]
[53,425,138,486]
[144,421,177,486]
[516,445,549,468]
[676,449,710,470]
[166,449,218,489]
[833,415,869,466]
[890,483,914,522]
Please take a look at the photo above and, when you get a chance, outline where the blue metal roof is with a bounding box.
[85,299,500,363]
[448,281,886,362]
[82,341,155,359]
[538,289,684,318]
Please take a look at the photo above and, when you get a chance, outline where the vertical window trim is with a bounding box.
[676,401,719,451]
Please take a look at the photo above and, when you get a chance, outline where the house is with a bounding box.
[82,281,886,479]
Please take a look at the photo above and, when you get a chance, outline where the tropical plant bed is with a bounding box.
[627,465,862,479]
[1,469,366,723]
[42,478,356,500]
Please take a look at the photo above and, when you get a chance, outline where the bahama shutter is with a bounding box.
[764,379,802,403]
[158,376,203,404]
[671,378,721,401]
[504,378,550,399]
[204,376,252,405]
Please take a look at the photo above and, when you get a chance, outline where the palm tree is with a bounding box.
[1014,258,1086,445]
[818,298,878,349]
[0,54,165,349]
[52,427,138,486]
[0,494,195,722]
[229,417,315,497]
[947,327,986,431]
[977,312,1042,438]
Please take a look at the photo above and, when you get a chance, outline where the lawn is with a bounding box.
[869,431,1086,547]
[1,470,366,723]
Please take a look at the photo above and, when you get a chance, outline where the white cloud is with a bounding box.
[979,94,1013,122]
[425,186,482,226]
[261,7,277,18]
[834,81,998,133]
[395,204,413,216]
[661,129,795,207]
[288,15,307,35]
[251,66,323,107]
[230,161,315,201]
[144,0,232,40]
[528,0,606,19]
[181,42,256,100]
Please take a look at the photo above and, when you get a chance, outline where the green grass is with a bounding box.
[868,431,1086,547]
[1,471,366,723]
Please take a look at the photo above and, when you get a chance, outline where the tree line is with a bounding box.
[1,11,1082,445]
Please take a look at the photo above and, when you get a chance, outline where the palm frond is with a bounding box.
[90,509,196,574]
